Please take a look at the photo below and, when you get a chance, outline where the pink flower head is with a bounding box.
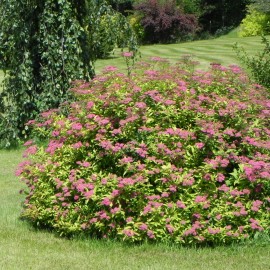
[150,56,168,62]
[104,66,118,72]
[71,123,83,130]
[166,224,174,233]
[242,189,251,195]
[122,51,133,58]
[147,195,160,200]
[84,190,94,199]
[139,223,148,231]
[99,119,110,126]
[120,156,134,164]
[218,184,230,192]
[251,200,263,211]
[220,158,229,168]
[126,217,133,223]
[135,102,147,109]
[101,178,107,185]
[143,205,152,215]
[260,171,270,179]
[176,200,186,209]
[193,213,201,219]
[253,200,263,207]
[182,178,195,186]
[86,101,94,109]
[216,173,225,182]
[194,195,207,203]
[123,229,135,237]
[250,223,263,231]
[147,230,155,239]
[111,129,122,136]
[144,70,158,76]
[195,142,204,149]
[169,185,177,192]
[110,207,120,214]
[230,189,241,197]
[81,161,91,168]
[183,228,197,236]
[99,212,110,220]
[239,208,248,216]
[136,148,148,158]
[167,202,173,208]
[111,189,120,197]
[72,141,83,149]
[164,99,176,105]
[89,218,98,224]
[23,145,38,157]
[101,197,111,206]
[23,140,34,146]
[161,192,169,198]
[203,173,211,181]
[208,228,220,235]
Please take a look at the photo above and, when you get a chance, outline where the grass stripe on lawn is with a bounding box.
[95,35,267,73]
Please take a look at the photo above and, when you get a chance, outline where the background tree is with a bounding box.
[0,0,137,147]
[109,0,134,14]
[239,4,270,37]
[133,0,198,44]
[176,0,203,16]
[252,0,270,14]
[199,0,252,33]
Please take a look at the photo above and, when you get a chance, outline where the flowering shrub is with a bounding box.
[17,58,270,245]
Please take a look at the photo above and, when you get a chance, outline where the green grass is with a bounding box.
[95,34,268,74]
[0,150,270,269]
[222,27,240,38]
[0,34,268,82]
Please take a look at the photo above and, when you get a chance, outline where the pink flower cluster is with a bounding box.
[18,58,270,245]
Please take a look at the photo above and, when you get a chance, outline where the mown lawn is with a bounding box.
[0,34,268,83]
[95,34,268,74]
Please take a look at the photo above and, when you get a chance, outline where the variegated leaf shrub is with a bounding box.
[17,58,270,245]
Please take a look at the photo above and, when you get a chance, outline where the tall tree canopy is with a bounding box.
[198,0,252,32]
[0,0,137,147]
[252,0,270,14]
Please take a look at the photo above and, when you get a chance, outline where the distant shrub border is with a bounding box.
[234,35,270,91]
[239,7,270,37]
[17,58,270,245]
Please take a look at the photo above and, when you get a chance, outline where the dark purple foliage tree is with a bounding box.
[134,0,198,43]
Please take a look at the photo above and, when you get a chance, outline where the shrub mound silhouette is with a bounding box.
[17,59,270,245]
